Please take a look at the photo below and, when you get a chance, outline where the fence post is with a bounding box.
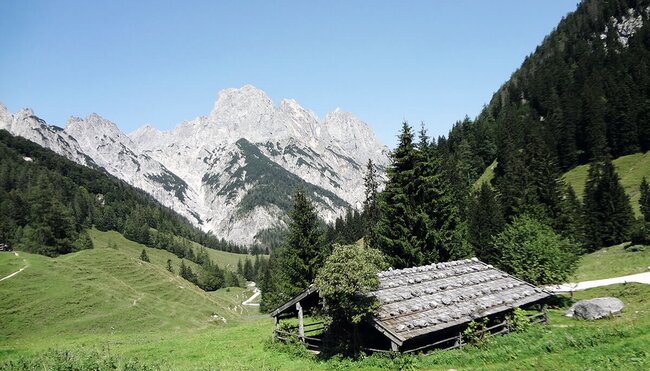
[272,316,278,342]
[296,301,305,342]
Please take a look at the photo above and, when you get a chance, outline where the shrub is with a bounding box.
[629,219,650,246]
[492,215,578,285]
[463,317,490,347]
[507,307,530,333]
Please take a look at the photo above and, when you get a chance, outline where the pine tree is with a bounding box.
[179,259,197,284]
[493,107,528,220]
[243,258,254,281]
[640,177,650,222]
[555,185,584,243]
[363,159,380,249]
[376,122,471,268]
[412,130,471,263]
[583,158,634,251]
[468,183,505,264]
[166,259,174,273]
[375,123,420,268]
[139,249,150,262]
[260,186,325,311]
[521,126,565,229]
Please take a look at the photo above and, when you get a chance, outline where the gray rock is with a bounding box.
[566,297,624,320]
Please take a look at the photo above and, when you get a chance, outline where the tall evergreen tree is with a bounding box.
[468,183,505,264]
[376,122,471,268]
[139,249,150,262]
[363,159,380,249]
[555,185,584,243]
[412,129,471,262]
[375,123,420,268]
[260,187,325,311]
[582,158,634,251]
[640,177,650,222]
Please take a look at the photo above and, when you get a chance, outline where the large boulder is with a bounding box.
[566,297,624,320]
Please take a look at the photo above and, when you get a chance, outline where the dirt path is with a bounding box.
[546,271,650,293]
[242,282,261,306]
[1,252,28,282]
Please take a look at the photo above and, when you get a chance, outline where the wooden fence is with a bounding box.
[274,321,324,352]
[274,311,548,355]
[402,311,548,354]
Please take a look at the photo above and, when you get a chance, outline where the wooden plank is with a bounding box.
[303,321,324,328]
[296,302,305,341]
[269,285,318,317]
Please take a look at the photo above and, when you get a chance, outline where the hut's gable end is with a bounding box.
[371,258,552,341]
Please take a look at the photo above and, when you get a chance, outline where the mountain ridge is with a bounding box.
[0,85,389,245]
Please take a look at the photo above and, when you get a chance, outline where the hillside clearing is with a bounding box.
[473,151,650,216]
[573,243,650,281]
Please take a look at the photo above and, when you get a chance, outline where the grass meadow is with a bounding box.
[0,231,649,370]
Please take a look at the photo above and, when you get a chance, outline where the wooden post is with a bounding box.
[391,341,400,352]
[273,316,279,342]
[296,301,304,342]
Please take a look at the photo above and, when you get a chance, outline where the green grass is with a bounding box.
[474,152,650,216]
[572,243,650,281]
[564,151,650,216]
[0,244,241,343]
[2,283,648,370]
[0,252,24,278]
[90,229,203,274]
[473,159,496,189]
[2,231,650,370]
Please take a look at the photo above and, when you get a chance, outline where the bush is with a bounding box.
[507,307,530,333]
[630,219,650,246]
[463,317,490,347]
[492,215,578,285]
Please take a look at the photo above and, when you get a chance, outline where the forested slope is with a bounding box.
[442,0,650,187]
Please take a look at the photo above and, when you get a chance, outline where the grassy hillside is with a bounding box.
[474,151,649,216]
[2,235,650,369]
[90,229,261,274]
[564,151,650,215]
[473,159,496,188]
[0,243,245,345]
[573,243,650,282]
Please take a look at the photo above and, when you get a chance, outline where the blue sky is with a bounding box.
[0,1,576,149]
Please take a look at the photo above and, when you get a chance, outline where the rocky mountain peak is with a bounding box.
[209,84,274,120]
[66,113,124,139]
[3,87,389,245]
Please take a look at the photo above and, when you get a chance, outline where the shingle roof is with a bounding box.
[371,258,552,343]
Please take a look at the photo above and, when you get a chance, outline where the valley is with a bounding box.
[1,233,649,369]
[2,0,650,369]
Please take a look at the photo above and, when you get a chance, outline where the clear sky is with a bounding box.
[0,1,577,149]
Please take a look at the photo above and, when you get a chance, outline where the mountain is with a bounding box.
[0,85,389,245]
[441,0,650,190]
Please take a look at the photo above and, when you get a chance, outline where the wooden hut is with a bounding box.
[271,257,553,353]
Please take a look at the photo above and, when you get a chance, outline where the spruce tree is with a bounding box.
[376,122,471,268]
[412,130,471,262]
[583,158,634,251]
[375,123,420,268]
[468,183,505,264]
[640,177,650,222]
[260,186,325,311]
[363,159,380,249]
[166,259,174,273]
[555,185,584,243]
[139,248,150,262]
[243,258,254,281]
